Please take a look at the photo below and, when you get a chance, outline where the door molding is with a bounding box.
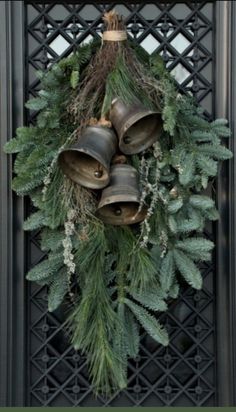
[215,0,236,406]
[0,0,26,406]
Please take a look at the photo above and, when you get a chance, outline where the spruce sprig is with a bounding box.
[69,223,126,394]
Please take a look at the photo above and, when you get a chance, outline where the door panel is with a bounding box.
[25,2,216,406]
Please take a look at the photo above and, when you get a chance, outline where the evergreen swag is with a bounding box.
[4,12,233,395]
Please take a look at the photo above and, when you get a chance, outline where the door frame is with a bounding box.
[215,0,236,406]
[0,0,235,406]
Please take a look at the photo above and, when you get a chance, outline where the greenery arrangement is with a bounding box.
[4,12,232,395]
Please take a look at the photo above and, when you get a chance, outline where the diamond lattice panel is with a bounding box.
[25,1,216,406]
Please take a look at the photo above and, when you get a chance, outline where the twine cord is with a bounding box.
[102,30,127,41]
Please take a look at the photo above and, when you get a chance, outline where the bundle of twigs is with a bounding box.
[69,12,126,122]
[69,11,162,125]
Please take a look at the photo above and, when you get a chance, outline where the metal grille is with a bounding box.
[26,2,215,406]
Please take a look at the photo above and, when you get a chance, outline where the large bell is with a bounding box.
[96,164,147,225]
[58,126,118,189]
[109,98,162,155]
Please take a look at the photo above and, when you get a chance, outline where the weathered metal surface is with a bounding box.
[110,98,162,154]
[97,164,146,225]
[58,126,117,189]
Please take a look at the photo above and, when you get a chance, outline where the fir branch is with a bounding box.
[168,198,183,214]
[40,228,64,252]
[159,251,175,293]
[113,302,128,386]
[173,249,202,290]
[41,168,68,229]
[124,309,140,358]
[175,237,214,261]
[26,253,63,282]
[196,155,218,177]
[197,143,233,160]
[176,206,204,234]
[129,248,157,291]
[179,152,195,186]
[129,289,167,312]
[168,279,180,299]
[189,195,215,210]
[203,207,220,221]
[191,130,220,144]
[48,270,69,312]
[124,298,169,346]
[11,168,46,196]
[4,127,36,154]
[25,96,48,111]
[23,211,47,231]
[168,215,178,234]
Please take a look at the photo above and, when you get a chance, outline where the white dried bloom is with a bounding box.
[62,209,77,283]
[44,176,51,186]
[65,221,75,236]
[68,262,76,273]
[175,164,183,174]
[160,249,166,258]
[67,209,77,221]
[153,142,162,160]
[160,230,168,257]
[138,157,163,247]
[42,155,59,200]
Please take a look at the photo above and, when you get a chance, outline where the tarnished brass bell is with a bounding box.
[109,98,162,155]
[58,126,118,189]
[96,164,147,225]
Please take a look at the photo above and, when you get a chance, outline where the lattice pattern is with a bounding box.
[25,1,216,406]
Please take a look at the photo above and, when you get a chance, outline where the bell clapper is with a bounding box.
[94,162,104,179]
[114,207,122,216]
[123,135,131,144]
[94,169,103,178]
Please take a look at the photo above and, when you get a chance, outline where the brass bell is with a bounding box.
[96,164,147,225]
[58,126,118,189]
[109,98,162,155]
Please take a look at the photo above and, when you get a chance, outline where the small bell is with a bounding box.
[96,164,147,225]
[109,98,162,155]
[58,126,118,189]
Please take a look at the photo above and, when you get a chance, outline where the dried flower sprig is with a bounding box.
[62,209,77,290]
[138,143,163,248]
